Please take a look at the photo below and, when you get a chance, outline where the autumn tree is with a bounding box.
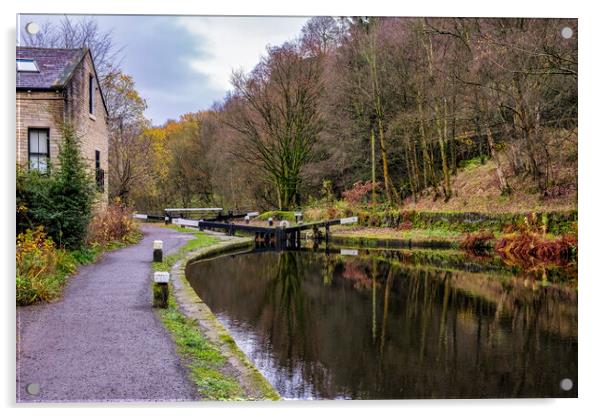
[104,72,149,204]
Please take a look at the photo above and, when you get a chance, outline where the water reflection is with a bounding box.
[186,248,577,399]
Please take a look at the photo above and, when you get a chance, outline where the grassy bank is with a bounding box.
[152,226,279,400]
[151,226,219,273]
[253,206,578,265]
[329,225,462,248]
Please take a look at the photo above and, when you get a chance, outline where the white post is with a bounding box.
[153,271,170,308]
[153,240,163,262]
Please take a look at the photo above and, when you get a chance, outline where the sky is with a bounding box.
[18,14,309,125]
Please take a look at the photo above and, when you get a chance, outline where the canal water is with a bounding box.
[185,247,577,399]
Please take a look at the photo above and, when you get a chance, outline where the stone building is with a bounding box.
[16,46,109,204]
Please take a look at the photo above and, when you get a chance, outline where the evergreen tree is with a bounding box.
[16,124,96,249]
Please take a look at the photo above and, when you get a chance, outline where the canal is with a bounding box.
[185,246,577,399]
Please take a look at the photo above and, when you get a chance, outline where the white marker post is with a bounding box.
[153,271,170,308]
[294,212,303,224]
[153,240,163,263]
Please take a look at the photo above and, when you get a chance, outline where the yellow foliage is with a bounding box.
[16,227,73,305]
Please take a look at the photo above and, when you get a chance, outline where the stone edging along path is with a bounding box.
[166,235,280,400]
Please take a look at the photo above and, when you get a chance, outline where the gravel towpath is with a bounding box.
[16,224,199,402]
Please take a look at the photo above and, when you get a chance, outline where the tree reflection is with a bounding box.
[188,248,577,399]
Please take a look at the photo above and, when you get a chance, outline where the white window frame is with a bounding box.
[16,59,39,72]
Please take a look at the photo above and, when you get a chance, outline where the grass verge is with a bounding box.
[152,228,219,272]
[329,225,462,248]
[153,226,279,400]
[157,292,245,400]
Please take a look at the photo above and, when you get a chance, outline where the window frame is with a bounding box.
[95,150,105,192]
[88,74,95,115]
[16,58,39,72]
[27,128,50,173]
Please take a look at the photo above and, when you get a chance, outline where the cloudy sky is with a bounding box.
[18,14,309,125]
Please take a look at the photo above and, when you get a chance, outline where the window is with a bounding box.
[28,128,50,173]
[95,150,104,192]
[16,59,39,72]
[88,74,95,114]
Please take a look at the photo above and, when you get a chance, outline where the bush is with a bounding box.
[16,227,76,305]
[460,231,495,251]
[342,181,380,205]
[495,231,577,266]
[87,202,139,246]
[17,124,96,249]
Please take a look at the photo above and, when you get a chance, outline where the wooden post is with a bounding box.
[153,240,163,263]
[153,272,169,308]
[325,224,330,244]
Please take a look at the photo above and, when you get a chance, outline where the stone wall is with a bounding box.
[64,52,110,205]
[16,90,65,169]
[16,51,110,206]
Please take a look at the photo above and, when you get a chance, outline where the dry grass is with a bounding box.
[87,203,140,246]
[404,131,577,213]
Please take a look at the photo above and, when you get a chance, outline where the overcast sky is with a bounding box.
[18,14,309,125]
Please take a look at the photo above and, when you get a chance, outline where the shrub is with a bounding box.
[495,232,577,266]
[16,227,76,305]
[87,202,139,246]
[17,124,96,249]
[342,181,380,205]
[460,231,495,251]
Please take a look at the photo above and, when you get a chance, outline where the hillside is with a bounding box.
[403,157,577,214]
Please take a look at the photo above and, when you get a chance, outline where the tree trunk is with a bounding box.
[486,126,511,195]
[418,98,435,190]
[371,129,376,205]
[436,97,451,201]
[403,134,417,203]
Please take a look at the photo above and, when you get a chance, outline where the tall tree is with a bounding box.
[104,72,149,204]
[225,43,324,210]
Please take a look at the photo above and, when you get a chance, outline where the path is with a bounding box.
[16,224,198,402]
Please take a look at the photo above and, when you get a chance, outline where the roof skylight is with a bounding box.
[16,59,39,72]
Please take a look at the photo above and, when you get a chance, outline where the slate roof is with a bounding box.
[17,46,109,116]
[16,47,87,90]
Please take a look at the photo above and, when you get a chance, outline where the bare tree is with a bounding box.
[224,43,324,210]
[21,15,122,82]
